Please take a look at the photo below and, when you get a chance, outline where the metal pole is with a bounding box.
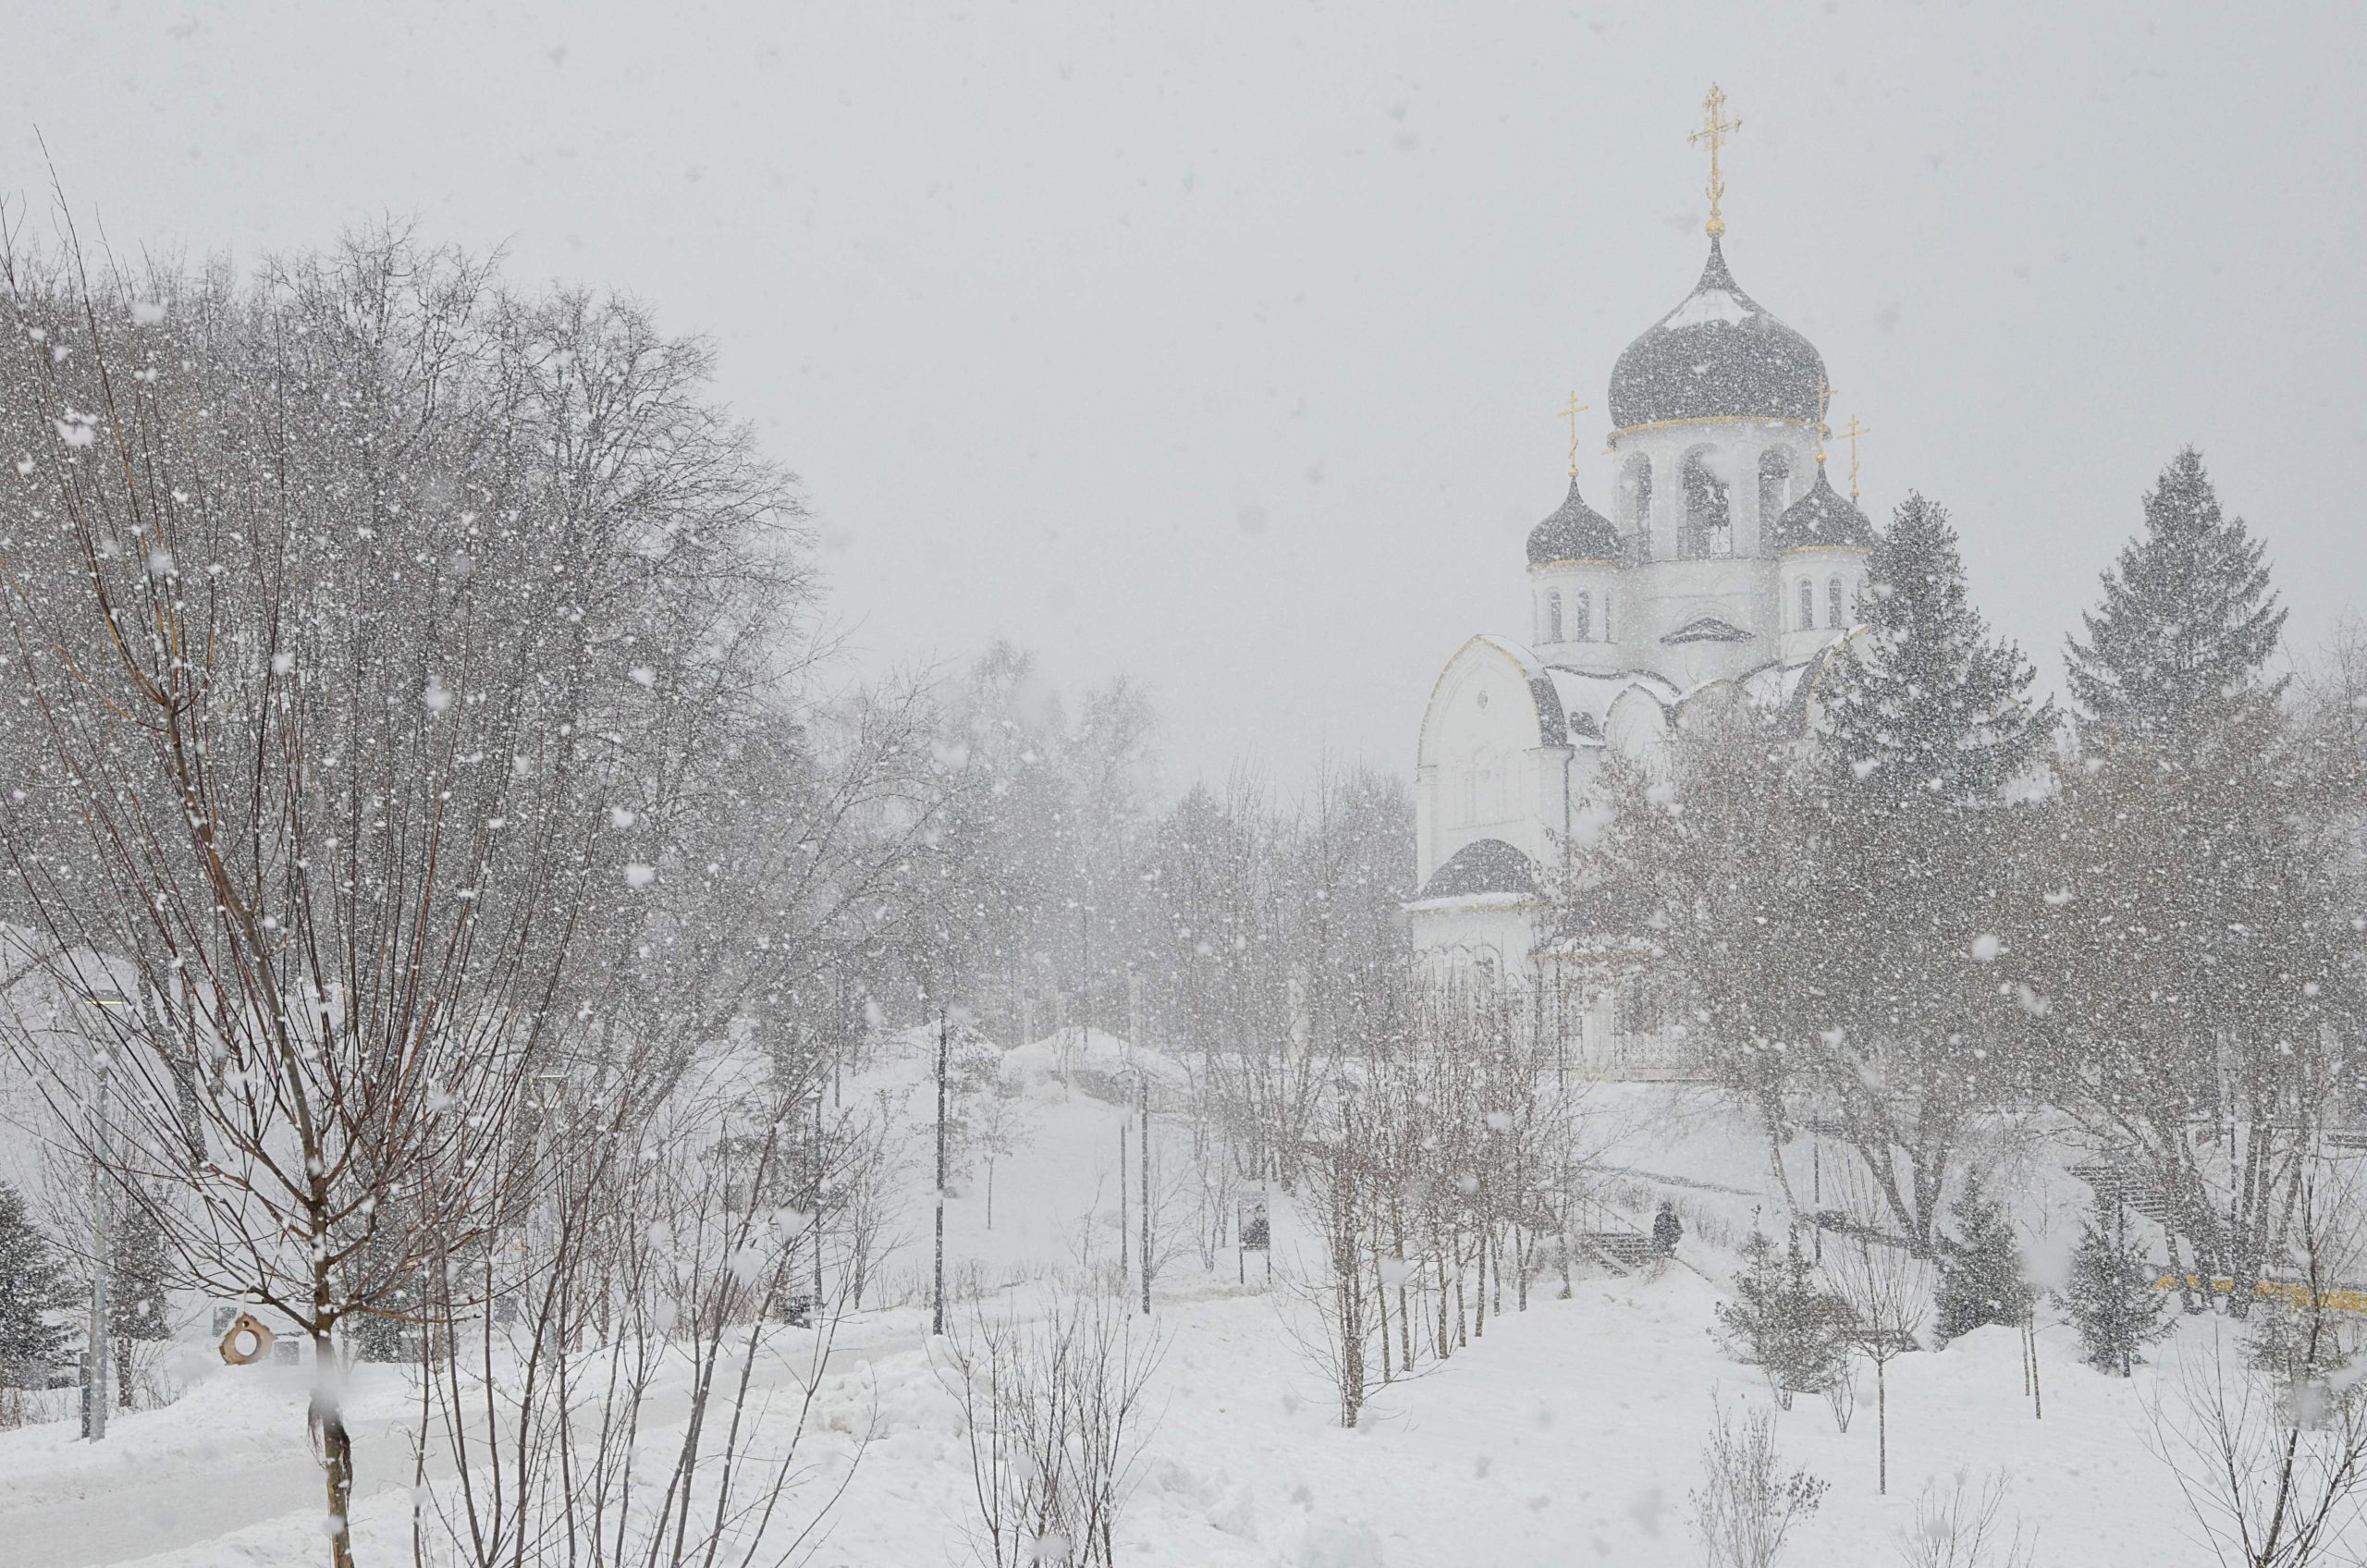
[86,1050,109,1440]
[1140,1072,1152,1315]
[932,1007,948,1337]
[1812,1131,1822,1265]
[813,1087,825,1314]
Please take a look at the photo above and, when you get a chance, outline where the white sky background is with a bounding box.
[10,1,2363,787]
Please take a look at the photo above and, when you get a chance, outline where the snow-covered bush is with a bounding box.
[1896,1472,2035,1568]
[941,1285,1167,1568]
[1689,1395,1826,1568]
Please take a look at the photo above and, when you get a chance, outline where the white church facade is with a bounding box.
[1408,157,1878,1070]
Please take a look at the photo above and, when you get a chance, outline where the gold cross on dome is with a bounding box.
[1814,376,1834,462]
[1688,84,1742,238]
[1556,391,1589,477]
[1839,415,1872,502]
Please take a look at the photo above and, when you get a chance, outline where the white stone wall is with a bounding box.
[1413,637,1574,886]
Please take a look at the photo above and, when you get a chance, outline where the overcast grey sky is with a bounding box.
[13,1,2364,787]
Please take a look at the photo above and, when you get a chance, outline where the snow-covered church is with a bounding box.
[1409,129,1876,1066]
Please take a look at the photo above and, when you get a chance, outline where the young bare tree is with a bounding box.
[2148,1173,2367,1567]
[407,1049,879,1568]
[1827,1219,1931,1496]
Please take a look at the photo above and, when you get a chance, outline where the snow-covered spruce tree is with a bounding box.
[1797,494,2054,1254]
[2065,447,2287,745]
[1575,499,2049,1257]
[1716,1228,1848,1406]
[0,1181,72,1379]
[1933,1170,2033,1347]
[2016,453,2356,1318]
[2063,1192,2171,1376]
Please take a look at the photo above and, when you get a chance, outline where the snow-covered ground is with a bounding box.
[0,1034,2214,1566]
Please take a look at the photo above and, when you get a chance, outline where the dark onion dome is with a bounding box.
[1417,838,1540,900]
[1608,238,1827,428]
[1769,463,1878,551]
[1526,475,1621,564]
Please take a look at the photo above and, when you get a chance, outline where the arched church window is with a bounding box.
[1827,576,1845,629]
[1574,590,1592,643]
[1758,448,1791,525]
[1544,592,1562,643]
[1680,450,1730,558]
[1623,457,1653,544]
[1797,579,1814,631]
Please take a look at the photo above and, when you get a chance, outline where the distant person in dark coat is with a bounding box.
[1652,1201,1682,1257]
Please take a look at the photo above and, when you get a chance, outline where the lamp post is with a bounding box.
[81,986,128,1442]
[808,1083,826,1319]
[932,1005,948,1338]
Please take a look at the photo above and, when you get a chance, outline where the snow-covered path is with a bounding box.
[0,1332,917,1568]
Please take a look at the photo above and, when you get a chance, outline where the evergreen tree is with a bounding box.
[2065,446,2286,742]
[2062,1191,2172,1376]
[1716,1228,1849,1405]
[1821,492,2055,808]
[2021,450,2336,1310]
[1797,494,2055,1251]
[0,1182,74,1378]
[1932,1170,2032,1345]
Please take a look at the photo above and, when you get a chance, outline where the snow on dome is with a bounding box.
[1525,475,1622,564]
[1662,286,1752,329]
[1415,838,1541,900]
[1607,238,1826,428]
[1770,463,1878,550]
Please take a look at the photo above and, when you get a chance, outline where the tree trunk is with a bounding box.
[1876,1357,1889,1496]
[1474,1227,1489,1340]
[314,1327,356,1568]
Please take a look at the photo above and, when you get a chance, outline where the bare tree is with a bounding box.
[0,221,961,1565]
[2148,1173,2367,1567]
[1827,1216,1931,1496]
[407,1054,876,1568]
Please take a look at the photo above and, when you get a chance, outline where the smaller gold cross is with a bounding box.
[1556,391,1589,477]
[1838,415,1872,502]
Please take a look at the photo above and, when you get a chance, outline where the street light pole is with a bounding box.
[80,987,126,1443]
[932,1006,949,1338]
[1139,1071,1151,1316]
[812,1084,825,1315]
[84,1049,109,1441]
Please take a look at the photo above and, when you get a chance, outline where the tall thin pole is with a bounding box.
[1119,1121,1129,1291]
[932,1008,948,1338]
[812,1086,825,1314]
[1140,1072,1152,1315]
[85,1050,109,1440]
[1811,1132,1821,1265]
